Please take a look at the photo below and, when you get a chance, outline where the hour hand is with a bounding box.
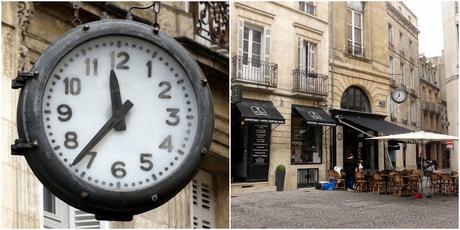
[110,69,126,131]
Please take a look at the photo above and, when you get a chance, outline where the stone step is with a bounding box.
[231,182,276,195]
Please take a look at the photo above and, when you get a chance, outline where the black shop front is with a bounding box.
[231,99,285,182]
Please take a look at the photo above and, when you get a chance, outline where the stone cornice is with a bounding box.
[234,2,275,20]
[271,1,329,25]
[293,22,324,36]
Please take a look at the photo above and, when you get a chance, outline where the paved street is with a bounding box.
[231,189,458,228]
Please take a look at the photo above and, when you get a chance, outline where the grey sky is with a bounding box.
[402,0,444,57]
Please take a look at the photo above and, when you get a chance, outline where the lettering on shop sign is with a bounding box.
[249,124,270,165]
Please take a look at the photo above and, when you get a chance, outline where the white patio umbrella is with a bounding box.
[367,131,459,195]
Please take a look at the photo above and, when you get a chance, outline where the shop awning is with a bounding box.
[293,105,336,126]
[235,99,285,124]
[340,115,412,135]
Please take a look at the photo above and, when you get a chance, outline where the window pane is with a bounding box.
[43,188,56,214]
[252,43,261,56]
[354,28,362,43]
[291,112,322,164]
[354,13,361,27]
[243,40,249,53]
[252,30,262,43]
[347,25,353,40]
[244,27,249,39]
[346,10,352,24]
[299,2,305,11]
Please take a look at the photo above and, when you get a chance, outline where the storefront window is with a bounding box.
[291,111,322,164]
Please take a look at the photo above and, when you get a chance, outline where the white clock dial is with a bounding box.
[392,89,406,103]
[42,35,199,192]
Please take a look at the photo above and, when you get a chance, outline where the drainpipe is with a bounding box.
[328,2,336,171]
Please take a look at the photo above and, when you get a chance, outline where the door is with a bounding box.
[246,123,271,182]
[242,25,263,82]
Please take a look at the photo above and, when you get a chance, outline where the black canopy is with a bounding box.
[293,105,336,126]
[235,99,285,124]
[341,115,412,135]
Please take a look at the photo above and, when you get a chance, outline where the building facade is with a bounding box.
[1,2,228,228]
[231,1,332,191]
[385,1,420,170]
[441,1,459,171]
[419,55,450,169]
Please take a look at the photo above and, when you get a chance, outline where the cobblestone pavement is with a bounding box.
[231,189,458,228]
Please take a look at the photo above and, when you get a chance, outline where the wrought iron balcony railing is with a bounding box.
[346,43,365,58]
[190,2,229,49]
[292,69,328,96]
[422,101,431,112]
[232,56,278,87]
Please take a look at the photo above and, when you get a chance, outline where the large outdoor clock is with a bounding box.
[12,19,213,220]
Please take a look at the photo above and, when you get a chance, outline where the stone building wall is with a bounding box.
[231,1,330,190]
[1,2,228,228]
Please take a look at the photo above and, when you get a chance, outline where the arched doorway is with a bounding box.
[340,86,378,170]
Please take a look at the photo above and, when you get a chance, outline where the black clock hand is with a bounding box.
[72,100,134,166]
[110,69,126,131]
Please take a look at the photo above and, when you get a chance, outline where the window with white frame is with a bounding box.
[399,32,404,52]
[191,170,215,229]
[411,101,417,124]
[346,1,364,57]
[299,1,316,15]
[400,63,405,85]
[390,97,397,118]
[242,24,263,67]
[299,39,317,72]
[42,187,105,229]
[388,24,393,45]
[410,68,414,89]
[408,40,412,57]
[389,56,394,77]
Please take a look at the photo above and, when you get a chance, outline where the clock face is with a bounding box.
[392,89,407,103]
[41,35,199,192]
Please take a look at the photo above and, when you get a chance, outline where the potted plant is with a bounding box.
[275,165,286,191]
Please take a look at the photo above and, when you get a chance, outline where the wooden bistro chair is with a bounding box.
[372,172,385,194]
[440,174,454,196]
[355,171,367,192]
[392,173,407,197]
[334,171,346,190]
[430,173,442,195]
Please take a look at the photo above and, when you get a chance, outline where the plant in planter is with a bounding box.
[275,165,286,191]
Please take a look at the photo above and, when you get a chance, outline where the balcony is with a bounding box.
[292,69,328,99]
[346,43,365,58]
[232,56,278,88]
[191,2,229,50]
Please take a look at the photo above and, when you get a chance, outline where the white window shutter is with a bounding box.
[70,208,102,229]
[298,37,306,70]
[237,19,244,57]
[191,170,215,229]
[263,27,271,63]
[308,43,316,72]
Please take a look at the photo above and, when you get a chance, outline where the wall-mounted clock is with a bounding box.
[391,88,407,104]
[12,19,214,220]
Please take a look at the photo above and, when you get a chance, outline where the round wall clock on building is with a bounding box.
[11,19,213,220]
[391,88,407,104]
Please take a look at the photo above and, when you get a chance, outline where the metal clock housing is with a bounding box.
[15,19,214,219]
[391,88,407,104]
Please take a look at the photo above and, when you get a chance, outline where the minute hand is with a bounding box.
[72,100,134,166]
